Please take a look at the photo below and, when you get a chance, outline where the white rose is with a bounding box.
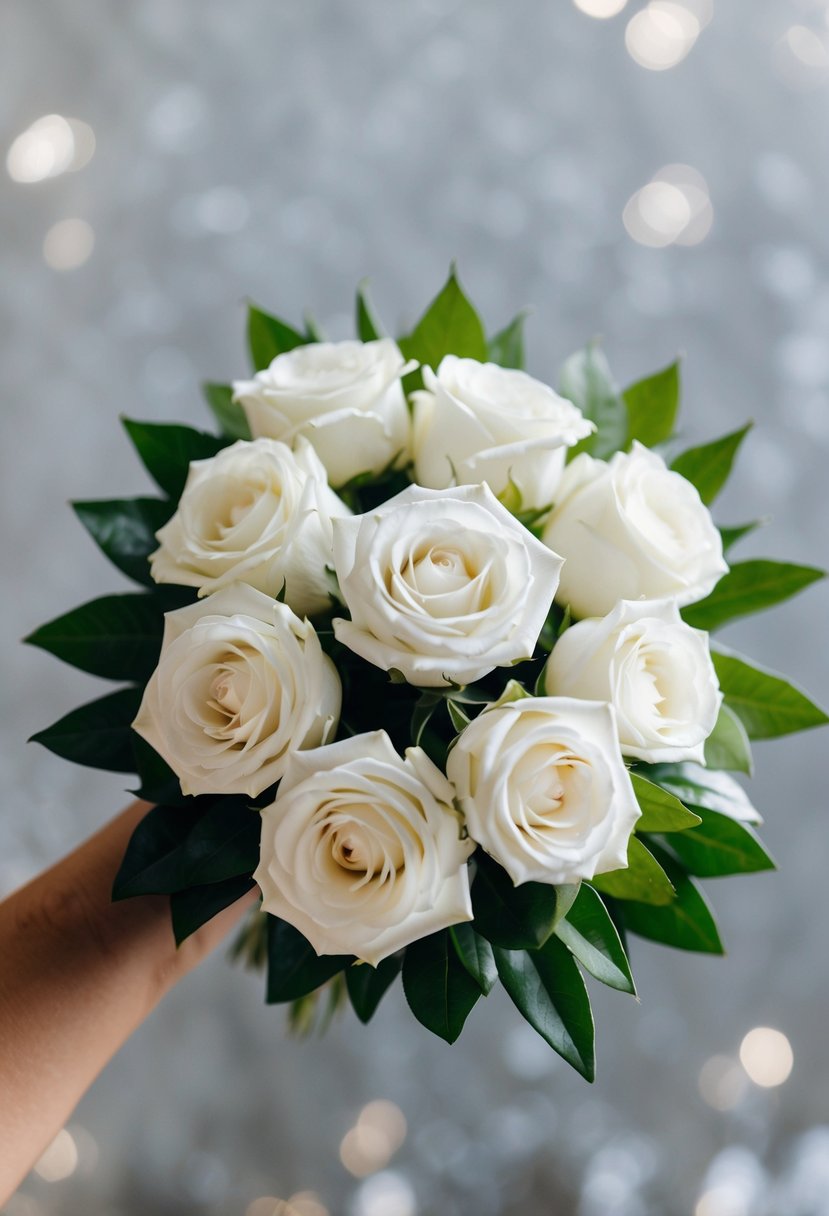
[447,696,641,886]
[545,599,722,764]
[331,483,564,688]
[254,731,474,965]
[542,442,728,619]
[150,437,350,618]
[133,584,340,798]
[412,356,593,509]
[232,339,414,486]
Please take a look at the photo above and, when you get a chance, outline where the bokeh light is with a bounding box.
[573,0,628,18]
[698,1055,748,1111]
[623,163,712,247]
[6,115,95,183]
[33,1128,79,1182]
[739,1027,794,1088]
[350,1170,417,1216]
[42,219,95,271]
[340,1100,408,1178]
[625,2,700,70]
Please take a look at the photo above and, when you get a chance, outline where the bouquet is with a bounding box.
[27,270,827,1081]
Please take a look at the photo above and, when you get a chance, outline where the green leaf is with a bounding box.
[30,686,142,774]
[665,807,775,878]
[620,845,724,954]
[559,343,627,461]
[176,799,261,887]
[556,885,636,995]
[170,875,255,947]
[719,520,764,553]
[355,282,383,342]
[447,699,472,732]
[346,955,402,1023]
[131,735,182,806]
[704,702,753,775]
[112,802,206,900]
[472,852,580,950]
[25,593,163,683]
[266,917,352,1003]
[402,929,482,1044]
[630,773,701,833]
[711,646,829,739]
[411,691,442,746]
[203,382,251,440]
[304,311,325,342]
[494,937,595,1081]
[592,836,676,906]
[487,311,527,369]
[450,922,498,995]
[73,497,173,587]
[683,560,824,631]
[639,762,760,823]
[670,423,752,505]
[398,267,487,369]
[247,304,308,370]
[623,359,680,449]
[122,419,227,501]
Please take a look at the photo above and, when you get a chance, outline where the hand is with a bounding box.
[0,801,256,1201]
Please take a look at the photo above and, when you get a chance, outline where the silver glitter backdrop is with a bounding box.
[2,2,829,1214]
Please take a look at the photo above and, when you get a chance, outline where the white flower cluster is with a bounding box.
[134,338,727,965]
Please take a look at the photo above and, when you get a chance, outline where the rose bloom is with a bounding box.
[332,483,564,688]
[447,696,641,886]
[232,338,414,486]
[545,599,722,764]
[150,437,349,618]
[542,442,728,619]
[412,356,593,508]
[255,731,474,965]
[133,584,340,798]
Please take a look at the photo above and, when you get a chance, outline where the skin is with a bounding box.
[0,801,256,1201]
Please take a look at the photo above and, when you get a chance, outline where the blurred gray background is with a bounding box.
[2,2,829,1214]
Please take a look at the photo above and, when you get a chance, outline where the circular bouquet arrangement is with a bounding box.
[27,271,826,1081]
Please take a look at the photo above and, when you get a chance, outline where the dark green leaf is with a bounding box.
[591,836,676,906]
[411,691,442,747]
[623,359,680,449]
[122,418,228,501]
[170,876,256,946]
[472,852,580,949]
[398,267,487,369]
[631,773,701,833]
[131,735,182,805]
[665,807,776,877]
[447,699,472,732]
[556,885,636,995]
[355,282,383,341]
[402,929,481,1043]
[671,423,752,505]
[487,311,527,369]
[450,922,498,995]
[25,593,163,682]
[621,845,724,954]
[304,311,325,342]
[719,520,764,553]
[346,954,402,1023]
[494,937,595,1080]
[203,382,251,440]
[712,646,829,739]
[704,702,753,775]
[73,497,173,587]
[30,686,142,774]
[247,304,307,370]
[639,762,760,823]
[112,802,205,900]
[683,560,824,631]
[559,343,627,461]
[177,799,261,887]
[266,917,352,1003]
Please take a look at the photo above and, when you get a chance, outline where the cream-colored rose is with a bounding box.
[447,696,641,886]
[331,483,564,688]
[150,438,349,617]
[542,442,728,618]
[255,731,474,965]
[133,584,340,798]
[545,599,722,763]
[232,339,414,486]
[412,356,593,508]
